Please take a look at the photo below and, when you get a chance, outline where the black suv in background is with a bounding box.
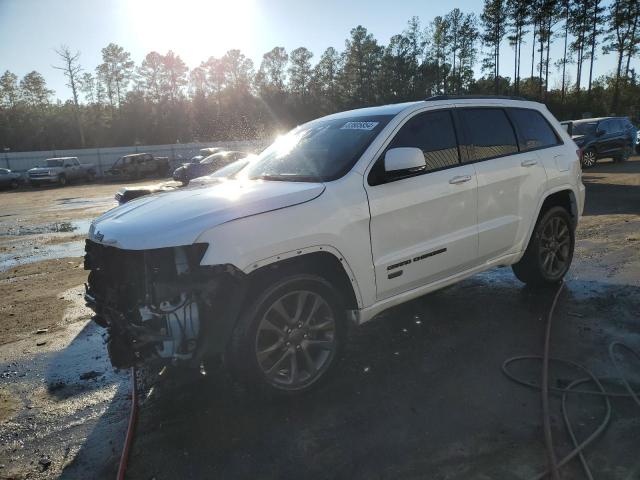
[563,117,637,168]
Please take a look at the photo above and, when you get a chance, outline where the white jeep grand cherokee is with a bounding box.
[85,96,585,394]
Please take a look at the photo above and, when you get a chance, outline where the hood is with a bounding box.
[90,179,325,250]
[28,167,51,172]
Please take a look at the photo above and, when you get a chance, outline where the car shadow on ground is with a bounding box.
[122,268,640,480]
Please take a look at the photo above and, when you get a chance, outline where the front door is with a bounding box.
[365,109,479,300]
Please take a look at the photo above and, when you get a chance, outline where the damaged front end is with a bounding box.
[84,240,243,369]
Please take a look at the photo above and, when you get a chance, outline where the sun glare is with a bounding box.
[126,0,256,64]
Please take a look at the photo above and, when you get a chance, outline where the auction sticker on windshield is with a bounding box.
[341,121,379,130]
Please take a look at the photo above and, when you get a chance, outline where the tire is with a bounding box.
[614,145,632,162]
[86,171,96,182]
[227,274,346,396]
[581,148,597,168]
[512,206,575,287]
[58,175,67,186]
[10,179,19,189]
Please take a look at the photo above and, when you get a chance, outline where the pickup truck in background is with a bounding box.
[28,157,96,186]
[105,153,170,179]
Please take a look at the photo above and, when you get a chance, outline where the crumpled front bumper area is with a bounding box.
[84,240,235,369]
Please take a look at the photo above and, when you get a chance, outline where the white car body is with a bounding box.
[86,97,585,386]
[91,98,584,323]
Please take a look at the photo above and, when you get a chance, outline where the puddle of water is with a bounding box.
[0,240,85,271]
[53,196,116,211]
[0,219,92,237]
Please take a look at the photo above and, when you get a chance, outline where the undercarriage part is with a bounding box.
[84,240,241,368]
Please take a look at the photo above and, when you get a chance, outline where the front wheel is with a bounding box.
[58,175,67,186]
[228,274,345,396]
[512,206,575,287]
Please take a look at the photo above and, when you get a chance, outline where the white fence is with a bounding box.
[2,140,267,177]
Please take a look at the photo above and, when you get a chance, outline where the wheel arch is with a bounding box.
[520,187,579,258]
[244,247,362,311]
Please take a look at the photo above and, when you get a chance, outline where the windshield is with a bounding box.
[210,158,251,178]
[572,122,597,136]
[244,115,393,182]
[44,159,63,167]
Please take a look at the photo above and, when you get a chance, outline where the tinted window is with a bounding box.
[388,110,459,171]
[509,109,559,151]
[600,120,613,134]
[572,121,597,136]
[459,108,518,161]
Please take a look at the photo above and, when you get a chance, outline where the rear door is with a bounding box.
[598,120,617,156]
[365,109,478,300]
[456,107,550,261]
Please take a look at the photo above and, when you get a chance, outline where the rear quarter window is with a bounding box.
[509,109,560,151]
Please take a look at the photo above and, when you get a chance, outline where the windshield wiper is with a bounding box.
[254,174,319,182]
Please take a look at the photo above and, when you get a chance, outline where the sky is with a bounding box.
[0,0,624,102]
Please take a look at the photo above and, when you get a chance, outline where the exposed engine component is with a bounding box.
[84,240,226,368]
[138,293,200,361]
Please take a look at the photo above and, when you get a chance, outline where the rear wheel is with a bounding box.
[58,174,67,186]
[614,145,632,162]
[512,206,575,287]
[581,148,597,168]
[10,179,19,189]
[228,274,345,396]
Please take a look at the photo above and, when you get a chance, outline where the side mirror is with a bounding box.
[65,165,71,168]
[384,147,426,172]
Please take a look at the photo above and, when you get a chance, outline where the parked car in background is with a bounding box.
[0,168,22,189]
[114,156,253,205]
[105,153,170,179]
[172,151,248,185]
[569,117,636,168]
[28,157,96,186]
[86,97,584,395]
[199,147,225,157]
[636,129,640,154]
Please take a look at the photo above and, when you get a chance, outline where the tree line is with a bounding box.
[0,0,638,152]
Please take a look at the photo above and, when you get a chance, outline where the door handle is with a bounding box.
[521,159,538,167]
[449,175,472,184]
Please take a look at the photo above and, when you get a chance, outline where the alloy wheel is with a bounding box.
[582,150,596,168]
[255,290,336,389]
[539,216,571,278]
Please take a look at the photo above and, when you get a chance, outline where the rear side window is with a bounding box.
[458,108,518,161]
[509,109,560,151]
[388,110,459,171]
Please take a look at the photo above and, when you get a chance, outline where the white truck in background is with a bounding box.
[28,157,96,186]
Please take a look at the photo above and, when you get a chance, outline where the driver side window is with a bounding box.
[389,110,460,171]
[369,110,460,185]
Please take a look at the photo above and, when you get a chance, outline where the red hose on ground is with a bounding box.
[117,366,138,480]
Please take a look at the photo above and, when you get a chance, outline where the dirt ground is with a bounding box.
[0,158,639,479]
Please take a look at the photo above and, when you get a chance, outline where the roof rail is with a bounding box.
[425,95,528,101]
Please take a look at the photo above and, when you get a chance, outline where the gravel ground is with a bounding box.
[0,158,639,479]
